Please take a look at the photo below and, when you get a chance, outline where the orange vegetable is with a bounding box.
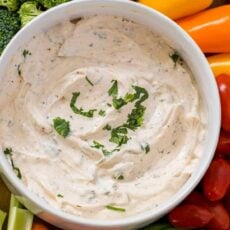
[138,0,213,20]
[177,5,230,53]
[32,219,49,230]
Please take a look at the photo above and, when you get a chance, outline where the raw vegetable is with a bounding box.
[0,8,21,54]
[18,1,43,27]
[208,54,230,77]
[138,0,213,20]
[0,0,18,11]
[7,195,33,230]
[141,223,183,230]
[37,0,70,9]
[216,131,230,157]
[0,210,7,229]
[177,5,230,53]
[205,202,229,230]
[216,74,230,132]
[168,204,213,228]
[202,159,230,201]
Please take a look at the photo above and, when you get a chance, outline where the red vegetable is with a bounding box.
[216,74,230,132]
[216,131,230,157]
[206,202,229,230]
[202,159,230,201]
[168,204,213,228]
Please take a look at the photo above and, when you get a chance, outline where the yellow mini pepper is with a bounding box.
[138,0,213,20]
[208,54,230,77]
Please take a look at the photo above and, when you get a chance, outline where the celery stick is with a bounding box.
[0,210,7,229]
[7,207,33,230]
[7,195,33,230]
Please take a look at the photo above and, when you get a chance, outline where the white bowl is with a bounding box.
[0,0,221,229]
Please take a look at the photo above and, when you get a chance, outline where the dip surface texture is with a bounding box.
[0,16,206,219]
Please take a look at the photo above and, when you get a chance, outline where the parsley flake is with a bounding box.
[141,142,150,154]
[99,110,106,117]
[103,124,112,131]
[169,51,183,67]
[70,92,97,118]
[57,194,64,198]
[53,117,70,138]
[4,148,12,156]
[85,76,94,86]
[22,49,31,58]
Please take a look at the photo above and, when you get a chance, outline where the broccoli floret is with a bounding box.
[0,0,18,11]
[39,0,70,9]
[18,1,43,27]
[0,8,21,54]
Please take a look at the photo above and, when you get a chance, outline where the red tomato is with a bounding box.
[216,131,230,157]
[206,202,229,230]
[168,204,213,228]
[224,189,230,214]
[202,159,230,201]
[216,74,230,132]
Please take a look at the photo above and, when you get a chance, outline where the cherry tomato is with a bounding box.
[202,159,230,201]
[216,74,230,132]
[224,189,230,214]
[216,131,230,157]
[206,202,229,230]
[168,204,213,228]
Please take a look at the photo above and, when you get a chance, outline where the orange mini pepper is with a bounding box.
[208,54,230,77]
[138,0,213,20]
[177,5,230,53]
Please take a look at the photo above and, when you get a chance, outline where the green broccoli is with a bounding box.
[18,1,43,27]
[0,0,18,11]
[0,8,21,54]
[38,0,70,9]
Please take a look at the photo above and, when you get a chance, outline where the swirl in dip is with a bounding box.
[0,16,206,220]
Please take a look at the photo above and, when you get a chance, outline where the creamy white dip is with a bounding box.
[0,16,206,220]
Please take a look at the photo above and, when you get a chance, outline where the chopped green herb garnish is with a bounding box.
[22,49,31,58]
[113,174,124,180]
[4,148,13,155]
[124,104,146,131]
[107,103,112,107]
[85,76,94,86]
[110,126,129,146]
[57,194,64,198]
[108,80,118,97]
[91,140,104,149]
[10,159,22,179]
[141,142,150,154]
[99,110,106,117]
[70,92,97,118]
[106,205,126,212]
[53,117,70,138]
[103,124,112,131]
[112,97,126,110]
[17,65,22,77]
[169,51,183,67]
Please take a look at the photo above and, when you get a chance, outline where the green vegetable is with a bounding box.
[98,110,106,117]
[18,1,43,27]
[4,148,13,156]
[110,126,129,146]
[91,140,119,157]
[108,80,118,98]
[106,205,126,212]
[0,8,21,55]
[0,0,18,11]
[141,142,150,154]
[103,124,112,131]
[70,92,97,118]
[53,117,70,138]
[169,51,183,67]
[22,49,31,58]
[57,194,64,198]
[37,0,70,9]
[0,210,7,229]
[85,76,94,86]
[91,140,104,149]
[7,195,33,230]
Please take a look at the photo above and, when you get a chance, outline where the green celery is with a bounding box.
[0,210,7,229]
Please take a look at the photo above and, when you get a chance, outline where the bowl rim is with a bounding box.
[0,0,221,228]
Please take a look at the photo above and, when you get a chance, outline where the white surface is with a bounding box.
[0,0,221,229]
